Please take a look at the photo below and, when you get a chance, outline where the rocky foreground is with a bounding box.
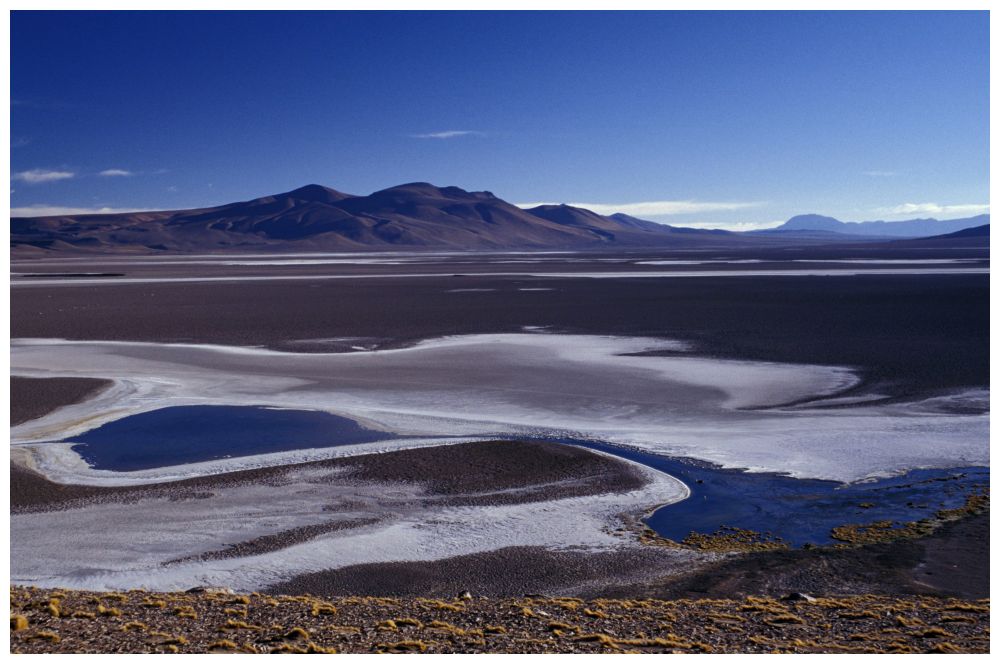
[10,586,988,654]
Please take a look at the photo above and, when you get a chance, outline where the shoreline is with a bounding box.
[9,375,989,599]
[11,334,987,485]
[10,376,114,427]
[10,435,989,599]
[11,438,694,594]
[9,278,990,599]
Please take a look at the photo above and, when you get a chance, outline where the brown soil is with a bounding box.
[267,546,692,600]
[11,267,989,396]
[164,518,385,565]
[9,586,988,653]
[10,439,646,514]
[10,376,112,426]
[624,511,990,602]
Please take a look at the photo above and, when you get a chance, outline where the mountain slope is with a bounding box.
[928,223,990,239]
[876,223,990,249]
[11,183,754,254]
[16,182,973,255]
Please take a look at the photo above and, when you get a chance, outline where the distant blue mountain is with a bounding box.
[766,213,989,238]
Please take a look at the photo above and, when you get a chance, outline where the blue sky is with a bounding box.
[10,10,989,229]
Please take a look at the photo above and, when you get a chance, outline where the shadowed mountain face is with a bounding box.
[873,223,990,249]
[10,182,990,255]
[10,183,755,255]
[931,223,990,239]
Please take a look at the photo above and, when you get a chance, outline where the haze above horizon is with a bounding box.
[10,10,989,230]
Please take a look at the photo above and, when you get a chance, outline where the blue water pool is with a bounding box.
[65,405,395,471]
[553,439,988,548]
[59,405,987,549]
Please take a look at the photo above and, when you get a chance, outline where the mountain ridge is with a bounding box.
[10,183,990,255]
[10,183,752,254]
[768,213,989,237]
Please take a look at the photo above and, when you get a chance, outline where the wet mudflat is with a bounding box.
[10,249,990,398]
[51,396,989,550]
[12,333,985,485]
[10,439,679,593]
[9,248,990,602]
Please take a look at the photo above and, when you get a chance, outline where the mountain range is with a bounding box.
[10,183,990,254]
[763,213,990,237]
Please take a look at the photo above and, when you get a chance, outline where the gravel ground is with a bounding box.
[615,511,990,602]
[10,376,112,426]
[12,440,681,596]
[11,439,647,513]
[9,586,988,653]
[267,546,702,600]
[11,268,989,397]
[8,377,988,604]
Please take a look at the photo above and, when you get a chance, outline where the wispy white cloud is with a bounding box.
[12,169,76,184]
[862,170,897,177]
[10,204,154,217]
[410,130,485,139]
[677,219,785,232]
[876,202,990,217]
[99,168,134,177]
[517,199,764,217]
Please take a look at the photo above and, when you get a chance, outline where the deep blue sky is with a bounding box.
[10,10,989,229]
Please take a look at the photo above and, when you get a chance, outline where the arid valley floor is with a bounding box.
[9,246,989,653]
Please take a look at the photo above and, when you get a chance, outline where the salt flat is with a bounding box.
[9,265,989,287]
[10,452,690,592]
[11,333,987,484]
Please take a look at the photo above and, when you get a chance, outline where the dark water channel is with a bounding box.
[60,405,986,548]
[554,438,987,547]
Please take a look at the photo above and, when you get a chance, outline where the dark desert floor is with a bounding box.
[11,438,647,514]
[11,249,988,405]
[10,376,112,427]
[9,248,990,654]
[11,387,987,604]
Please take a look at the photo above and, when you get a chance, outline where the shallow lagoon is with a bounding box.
[59,404,987,548]
[563,439,988,547]
[65,405,394,471]
[17,333,983,485]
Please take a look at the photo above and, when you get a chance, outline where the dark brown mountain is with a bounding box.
[13,182,937,255]
[12,183,758,255]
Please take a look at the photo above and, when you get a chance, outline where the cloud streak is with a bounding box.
[410,130,485,139]
[12,169,76,184]
[10,205,154,217]
[862,170,897,177]
[517,199,764,217]
[677,219,785,232]
[99,169,134,177]
[877,202,989,217]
